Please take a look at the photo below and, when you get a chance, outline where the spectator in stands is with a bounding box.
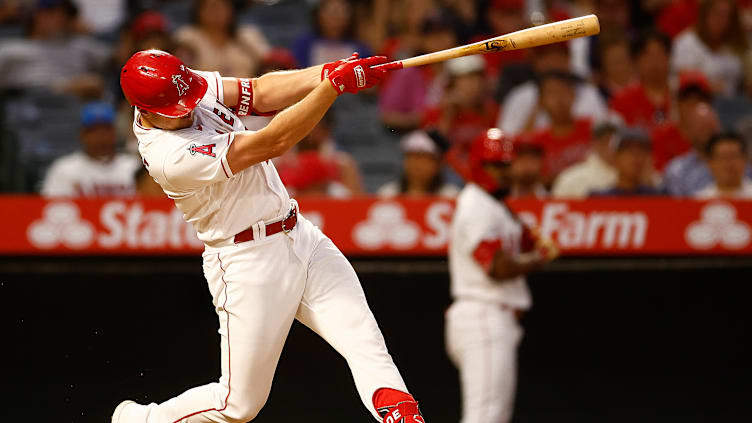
[570,0,632,78]
[116,11,178,66]
[277,113,365,196]
[73,0,125,37]
[378,130,459,198]
[279,151,351,198]
[0,0,110,98]
[496,43,607,136]
[479,0,528,79]
[425,56,498,150]
[379,11,456,132]
[663,102,723,196]
[175,0,270,77]
[510,140,546,198]
[715,51,752,132]
[552,121,618,198]
[695,133,752,198]
[671,0,747,97]
[609,30,672,131]
[652,0,698,39]
[527,71,593,182]
[590,127,662,196]
[650,71,714,171]
[292,0,370,68]
[593,30,635,101]
[41,102,140,197]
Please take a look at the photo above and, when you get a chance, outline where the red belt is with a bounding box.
[233,207,298,244]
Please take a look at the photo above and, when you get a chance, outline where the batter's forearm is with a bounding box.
[251,65,324,112]
[226,81,337,173]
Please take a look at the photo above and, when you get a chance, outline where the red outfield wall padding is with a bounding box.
[1,196,750,256]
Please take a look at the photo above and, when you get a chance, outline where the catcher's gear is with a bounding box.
[373,388,426,423]
[120,49,208,118]
[469,128,515,192]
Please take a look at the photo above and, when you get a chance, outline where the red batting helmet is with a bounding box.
[469,128,515,192]
[120,50,207,118]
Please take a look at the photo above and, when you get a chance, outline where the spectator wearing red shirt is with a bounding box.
[650,71,713,171]
[609,30,672,131]
[424,55,498,150]
[379,12,457,132]
[594,30,635,101]
[528,71,592,182]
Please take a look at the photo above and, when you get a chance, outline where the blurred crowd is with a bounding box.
[1,0,752,200]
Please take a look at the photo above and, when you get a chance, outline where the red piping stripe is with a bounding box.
[170,253,232,423]
[135,115,153,131]
[215,73,221,102]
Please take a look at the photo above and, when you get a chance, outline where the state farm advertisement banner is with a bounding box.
[1,196,751,256]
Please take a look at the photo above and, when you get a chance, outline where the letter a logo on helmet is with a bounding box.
[172,75,189,96]
[120,50,208,118]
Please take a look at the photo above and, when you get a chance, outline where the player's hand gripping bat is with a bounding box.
[374,14,600,71]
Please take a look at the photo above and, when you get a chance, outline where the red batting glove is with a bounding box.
[326,55,389,95]
[321,52,359,81]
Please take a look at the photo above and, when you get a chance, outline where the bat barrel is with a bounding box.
[373,14,600,70]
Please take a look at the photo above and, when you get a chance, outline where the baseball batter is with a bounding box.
[112,50,425,423]
[445,129,558,423]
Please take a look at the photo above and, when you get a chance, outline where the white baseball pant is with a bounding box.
[445,299,523,423]
[119,214,408,422]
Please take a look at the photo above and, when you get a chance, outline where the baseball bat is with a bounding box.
[374,14,600,70]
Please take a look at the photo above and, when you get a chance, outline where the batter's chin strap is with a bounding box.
[232,78,277,117]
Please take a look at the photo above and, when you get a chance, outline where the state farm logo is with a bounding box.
[26,201,203,250]
[520,203,647,249]
[28,202,95,249]
[685,202,750,250]
[352,201,453,250]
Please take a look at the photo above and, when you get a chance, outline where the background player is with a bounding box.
[445,129,558,423]
[113,50,425,423]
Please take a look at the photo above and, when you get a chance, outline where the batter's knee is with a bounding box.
[219,397,266,423]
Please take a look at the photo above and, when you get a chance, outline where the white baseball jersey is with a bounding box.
[449,183,531,310]
[41,151,140,197]
[133,70,290,244]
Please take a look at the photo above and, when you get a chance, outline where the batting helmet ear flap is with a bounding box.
[121,50,208,118]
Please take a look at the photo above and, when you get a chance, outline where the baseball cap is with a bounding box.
[131,11,169,41]
[81,102,115,128]
[678,71,712,101]
[611,126,651,151]
[446,56,485,77]
[401,131,440,156]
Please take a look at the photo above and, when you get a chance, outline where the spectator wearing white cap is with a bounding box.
[378,130,459,198]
